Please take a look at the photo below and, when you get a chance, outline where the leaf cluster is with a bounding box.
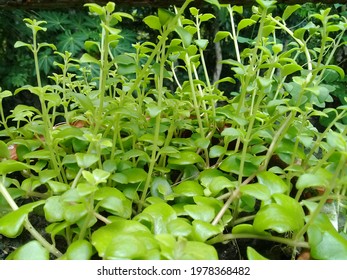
[0,0,347,260]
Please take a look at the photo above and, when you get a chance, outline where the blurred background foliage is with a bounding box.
[0,3,346,126]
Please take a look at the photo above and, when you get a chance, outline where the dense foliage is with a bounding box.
[0,0,347,260]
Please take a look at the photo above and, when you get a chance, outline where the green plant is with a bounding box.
[0,0,347,260]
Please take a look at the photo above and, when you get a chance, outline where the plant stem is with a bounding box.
[208,233,309,249]
[0,179,62,258]
[127,0,193,98]
[138,32,167,212]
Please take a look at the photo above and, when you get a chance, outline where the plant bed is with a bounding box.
[0,0,347,260]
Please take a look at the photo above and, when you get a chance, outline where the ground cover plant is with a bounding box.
[0,0,347,260]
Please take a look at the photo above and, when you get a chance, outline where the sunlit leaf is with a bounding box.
[175,26,193,48]
[214,31,231,43]
[257,171,289,195]
[308,214,347,260]
[282,4,301,21]
[174,180,204,197]
[247,247,268,260]
[240,183,271,201]
[6,241,49,260]
[65,240,93,260]
[253,194,304,233]
[44,196,64,222]
[191,220,223,242]
[167,219,192,237]
[0,160,31,175]
[184,204,215,223]
[151,177,173,198]
[237,19,256,32]
[92,219,158,260]
[75,153,99,168]
[136,203,177,234]
[0,201,45,237]
[168,151,204,165]
[144,15,161,31]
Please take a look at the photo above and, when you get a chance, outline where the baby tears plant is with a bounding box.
[0,0,347,260]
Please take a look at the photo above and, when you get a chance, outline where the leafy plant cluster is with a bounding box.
[0,0,347,260]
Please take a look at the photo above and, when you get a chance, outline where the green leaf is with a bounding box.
[168,151,204,165]
[240,183,271,201]
[14,41,33,51]
[256,0,277,9]
[65,240,93,260]
[221,127,241,139]
[23,150,51,159]
[308,214,347,260]
[138,133,165,146]
[256,171,289,195]
[174,180,204,197]
[146,102,163,118]
[159,146,180,156]
[121,168,147,183]
[214,31,231,43]
[84,3,104,16]
[321,65,345,79]
[209,145,226,158]
[143,15,161,31]
[184,204,215,222]
[232,6,243,14]
[6,241,49,260]
[92,169,110,184]
[75,153,99,168]
[203,0,221,9]
[0,201,45,237]
[232,224,260,234]
[151,177,172,198]
[237,19,256,32]
[194,137,210,149]
[282,64,303,77]
[63,203,88,224]
[72,93,95,113]
[158,8,175,26]
[95,188,132,218]
[282,4,301,21]
[327,130,346,151]
[296,168,331,190]
[179,240,218,260]
[0,141,10,158]
[110,173,128,184]
[199,169,227,188]
[191,220,223,242]
[155,234,177,259]
[247,247,268,260]
[80,53,101,66]
[167,219,192,237]
[137,203,177,234]
[208,176,236,196]
[219,154,259,176]
[253,194,304,233]
[195,39,209,50]
[175,26,193,48]
[39,169,58,184]
[44,196,64,222]
[199,13,215,22]
[0,160,31,175]
[91,219,158,260]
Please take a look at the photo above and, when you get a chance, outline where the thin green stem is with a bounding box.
[138,31,168,212]
[208,233,309,249]
[0,178,62,258]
